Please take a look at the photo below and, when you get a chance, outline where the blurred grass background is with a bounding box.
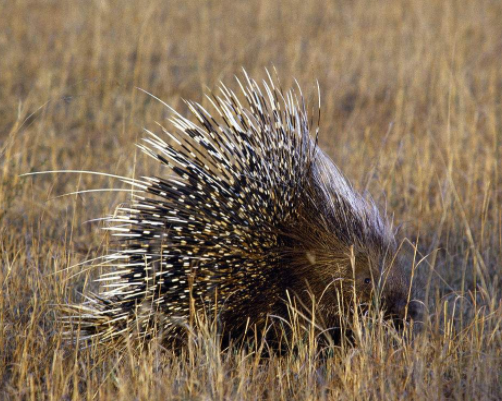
[1,0,502,399]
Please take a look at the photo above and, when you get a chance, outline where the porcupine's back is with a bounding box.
[64,72,412,346]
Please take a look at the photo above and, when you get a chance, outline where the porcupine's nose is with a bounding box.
[385,295,421,327]
[406,299,422,321]
[392,299,407,319]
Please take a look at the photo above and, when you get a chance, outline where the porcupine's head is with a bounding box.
[279,143,421,332]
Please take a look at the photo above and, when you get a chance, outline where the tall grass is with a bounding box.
[1,0,501,399]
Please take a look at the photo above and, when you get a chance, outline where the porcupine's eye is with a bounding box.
[364,278,371,284]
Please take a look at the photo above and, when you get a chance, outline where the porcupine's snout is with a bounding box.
[379,275,422,328]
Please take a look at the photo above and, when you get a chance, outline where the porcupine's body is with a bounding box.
[66,72,417,346]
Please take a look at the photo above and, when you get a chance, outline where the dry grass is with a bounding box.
[1,0,502,399]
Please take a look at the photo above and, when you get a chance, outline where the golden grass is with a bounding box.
[1,0,502,399]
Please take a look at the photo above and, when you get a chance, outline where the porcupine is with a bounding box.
[64,71,419,347]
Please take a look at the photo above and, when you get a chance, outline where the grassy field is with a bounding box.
[1,0,502,399]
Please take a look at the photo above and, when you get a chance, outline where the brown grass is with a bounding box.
[1,0,502,399]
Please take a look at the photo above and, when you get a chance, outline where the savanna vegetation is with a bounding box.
[1,0,501,399]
